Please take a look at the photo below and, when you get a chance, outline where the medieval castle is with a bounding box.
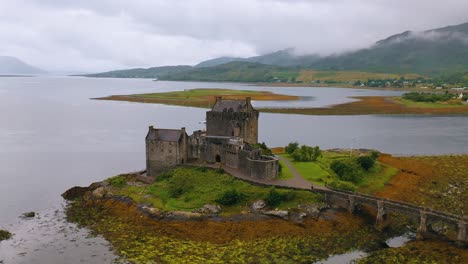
[145,97,279,180]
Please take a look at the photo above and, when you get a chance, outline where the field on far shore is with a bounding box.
[297,70,421,83]
[261,96,468,115]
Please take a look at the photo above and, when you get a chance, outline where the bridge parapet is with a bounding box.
[312,186,467,245]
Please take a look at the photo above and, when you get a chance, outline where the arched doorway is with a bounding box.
[215,155,221,163]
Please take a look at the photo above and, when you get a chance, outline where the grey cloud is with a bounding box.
[1,0,467,72]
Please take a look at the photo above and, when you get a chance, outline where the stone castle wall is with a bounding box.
[146,140,180,176]
[206,111,258,144]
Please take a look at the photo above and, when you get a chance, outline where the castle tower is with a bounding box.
[145,126,188,176]
[206,97,259,144]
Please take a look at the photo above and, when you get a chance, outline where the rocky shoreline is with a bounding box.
[62,180,329,224]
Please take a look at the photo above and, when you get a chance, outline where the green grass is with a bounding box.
[132,88,261,100]
[280,151,399,194]
[113,167,321,213]
[278,159,294,180]
[288,159,330,186]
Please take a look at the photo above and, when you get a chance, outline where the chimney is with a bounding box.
[149,125,154,131]
[215,96,222,102]
[246,97,251,105]
[181,127,186,134]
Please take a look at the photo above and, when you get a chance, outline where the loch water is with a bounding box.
[0,76,467,263]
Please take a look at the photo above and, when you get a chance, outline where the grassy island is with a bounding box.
[95,88,468,115]
[94,88,299,108]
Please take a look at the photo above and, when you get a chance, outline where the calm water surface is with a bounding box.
[0,77,466,263]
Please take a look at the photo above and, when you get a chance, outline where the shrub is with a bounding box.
[107,175,127,187]
[195,167,208,172]
[285,142,299,154]
[155,170,174,182]
[167,174,194,198]
[216,189,244,206]
[328,181,357,192]
[370,151,379,160]
[215,168,225,174]
[357,156,375,171]
[265,188,289,207]
[252,142,274,156]
[330,160,362,183]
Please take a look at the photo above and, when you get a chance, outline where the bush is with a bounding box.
[285,142,299,154]
[107,175,127,187]
[216,189,244,206]
[215,168,225,174]
[370,151,379,160]
[155,170,174,182]
[195,167,208,172]
[328,181,357,192]
[252,142,274,156]
[357,156,375,171]
[330,160,362,183]
[167,174,194,198]
[265,188,292,207]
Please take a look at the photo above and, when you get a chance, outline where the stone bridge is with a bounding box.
[313,187,467,245]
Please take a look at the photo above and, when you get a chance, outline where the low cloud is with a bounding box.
[0,0,467,72]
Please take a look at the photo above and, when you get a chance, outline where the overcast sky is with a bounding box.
[1,0,467,72]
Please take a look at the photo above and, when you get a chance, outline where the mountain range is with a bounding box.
[86,22,468,80]
[0,56,46,75]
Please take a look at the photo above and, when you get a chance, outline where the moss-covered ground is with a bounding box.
[67,194,387,263]
[358,241,467,264]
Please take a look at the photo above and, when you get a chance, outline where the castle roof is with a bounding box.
[146,128,184,142]
[211,98,252,113]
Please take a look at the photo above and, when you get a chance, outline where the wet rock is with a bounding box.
[194,204,222,214]
[140,205,164,219]
[298,203,329,217]
[251,200,266,211]
[165,211,203,220]
[62,186,90,201]
[88,181,109,190]
[92,187,107,199]
[290,211,307,224]
[21,211,36,218]
[262,209,289,219]
[0,229,12,241]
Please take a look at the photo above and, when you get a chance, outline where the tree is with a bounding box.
[291,145,321,162]
[356,156,375,171]
[285,142,299,154]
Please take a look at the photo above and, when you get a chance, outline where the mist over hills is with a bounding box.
[0,56,46,75]
[85,22,468,81]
